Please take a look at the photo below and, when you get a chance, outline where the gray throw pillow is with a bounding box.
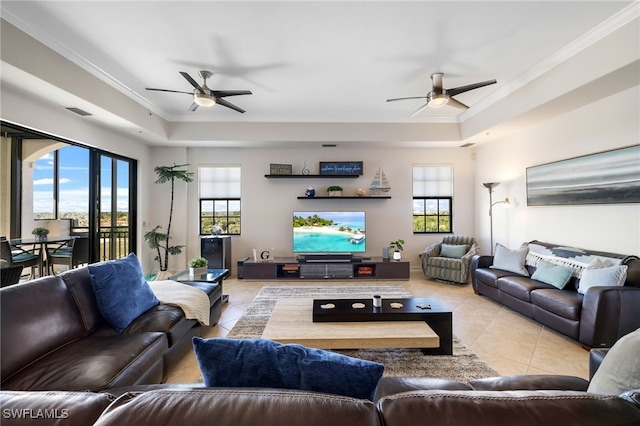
[491,243,529,276]
[588,328,640,395]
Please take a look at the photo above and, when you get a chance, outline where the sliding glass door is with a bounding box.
[97,154,135,261]
[2,122,137,264]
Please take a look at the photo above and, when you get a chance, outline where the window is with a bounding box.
[199,165,241,235]
[412,165,453,233]
[33,152,56,218]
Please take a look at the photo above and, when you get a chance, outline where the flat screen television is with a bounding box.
[293,211,366,253]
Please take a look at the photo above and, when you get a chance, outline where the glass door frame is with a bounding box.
[2,121,137,263]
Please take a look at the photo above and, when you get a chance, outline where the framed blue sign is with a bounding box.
[319,161,363,176]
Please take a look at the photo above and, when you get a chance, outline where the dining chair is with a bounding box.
[47,237,89,275]
[1,264,24,287]
[0,240,41,280]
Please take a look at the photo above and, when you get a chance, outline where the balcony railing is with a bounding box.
[71,226,130,261]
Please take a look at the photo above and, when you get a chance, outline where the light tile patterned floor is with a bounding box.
[165,270,589,383]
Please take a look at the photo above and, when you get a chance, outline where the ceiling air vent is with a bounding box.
[65,107,92,116]
[460,142,475,148]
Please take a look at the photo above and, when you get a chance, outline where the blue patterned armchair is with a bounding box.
[420,235,479,284]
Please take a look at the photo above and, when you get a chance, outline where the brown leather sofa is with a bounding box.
[0,266,223,391]
[471,240,640,348]
[1,374,639,426]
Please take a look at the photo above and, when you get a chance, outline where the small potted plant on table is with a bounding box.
[327,185,343,197]
[32,227,50,242]
[388,239,405,261]
[188,257,208,278]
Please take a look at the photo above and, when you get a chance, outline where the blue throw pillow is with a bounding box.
[192,337,384,400]
[440,244,468,259]
[531,259,574,289]
[88,253,159,333]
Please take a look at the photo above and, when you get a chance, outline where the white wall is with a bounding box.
[475,87,640,256]
[152,146,478,273]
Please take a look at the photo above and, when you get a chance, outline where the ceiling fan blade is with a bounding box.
[386,96,427,102]
[145,88,193,95]
[213,90,253,98]
[180,72,205,94]
[409,103,429,118]
[188,102,199,111]
[446,79,497,97]
[447,97,469,110]
[216,98,246,114]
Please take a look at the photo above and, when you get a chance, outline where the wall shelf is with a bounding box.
[265,174,359,179]
[296,196,390,199]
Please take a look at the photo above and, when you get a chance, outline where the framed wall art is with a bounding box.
[319,161,363,175]
[526,144,640,206]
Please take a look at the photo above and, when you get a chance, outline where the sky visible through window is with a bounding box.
[32,146,129,214]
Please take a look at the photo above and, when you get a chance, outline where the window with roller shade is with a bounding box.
[199,165,241,235]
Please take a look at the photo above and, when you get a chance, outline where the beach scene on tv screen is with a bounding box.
[293,211,366,253]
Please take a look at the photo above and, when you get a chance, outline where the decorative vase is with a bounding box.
[328,190,342,197]
[305,187,316,197]
[382,247,389,260]
[35,235,47,242]
[393,251,402,261]
[189,266,207,278]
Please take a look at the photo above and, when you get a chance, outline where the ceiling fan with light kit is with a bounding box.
[146,70,252,113]
[387,72,496,117]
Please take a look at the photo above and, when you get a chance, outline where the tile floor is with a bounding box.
[165,270,590,383]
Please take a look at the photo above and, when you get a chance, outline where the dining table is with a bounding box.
[9,235,77,277]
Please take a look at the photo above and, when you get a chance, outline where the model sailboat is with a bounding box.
[369,167,391,194]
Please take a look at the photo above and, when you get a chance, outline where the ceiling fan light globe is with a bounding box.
[428,94,449,108]
[194,93,216,107]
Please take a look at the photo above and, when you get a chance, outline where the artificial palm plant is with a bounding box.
[144,163,194,272]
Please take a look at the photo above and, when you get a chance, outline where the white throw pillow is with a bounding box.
[588,328,640,395]
[577,265,627,295]
[491,243,529,276]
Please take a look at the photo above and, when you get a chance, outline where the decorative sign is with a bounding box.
[319,161,363,175]
[270,163,293,175]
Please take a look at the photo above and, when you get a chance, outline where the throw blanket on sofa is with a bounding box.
[149,280,210,326]
[524,241,625,278]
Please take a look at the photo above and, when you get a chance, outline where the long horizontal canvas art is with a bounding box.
[526,145,640,206]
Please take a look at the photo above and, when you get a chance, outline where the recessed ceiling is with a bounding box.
[0,1,637,147]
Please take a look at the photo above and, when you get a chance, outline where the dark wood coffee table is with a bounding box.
[312,297,452,355]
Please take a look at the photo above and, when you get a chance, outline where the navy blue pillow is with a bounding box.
[192,337,384,400]
[88,253,159,333]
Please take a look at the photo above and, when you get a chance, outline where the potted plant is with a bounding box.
[327,185,343,197]
[32,227,50,242]
[188,257,208,277]
[388,239,405,260]
[144,163,194,278]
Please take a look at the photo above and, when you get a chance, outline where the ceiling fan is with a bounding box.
[146,70,252,113]
[387,72,496,117]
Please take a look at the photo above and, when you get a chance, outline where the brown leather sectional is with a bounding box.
[1,259,639,424]
[0,266,223,391]
[1,375,639,426]
[471,240,640,348]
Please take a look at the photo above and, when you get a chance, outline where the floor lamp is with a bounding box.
[482,182,510,255]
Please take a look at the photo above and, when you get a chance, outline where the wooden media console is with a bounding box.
[242,257,410,280]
